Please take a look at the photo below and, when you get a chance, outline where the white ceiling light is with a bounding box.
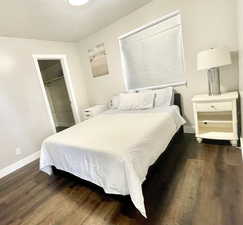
[68,0,89,6]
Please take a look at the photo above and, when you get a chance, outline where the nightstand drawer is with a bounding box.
[196,102,232,112]
[83,105,107,120]
[192,92,238,146]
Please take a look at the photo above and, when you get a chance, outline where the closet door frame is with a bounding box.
[33,54,80,133]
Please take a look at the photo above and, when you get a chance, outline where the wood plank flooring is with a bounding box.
[0,134,243,225]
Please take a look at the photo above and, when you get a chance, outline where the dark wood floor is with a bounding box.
[0,134,243,225]
[56,126,69,132]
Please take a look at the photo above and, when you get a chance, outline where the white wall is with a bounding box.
[79,0,238,130]
[238,0,243,135]
[0,37,89,170]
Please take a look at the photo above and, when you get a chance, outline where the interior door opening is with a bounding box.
[37,59,75,132]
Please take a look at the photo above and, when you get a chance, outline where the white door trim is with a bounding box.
[32,54,80,133]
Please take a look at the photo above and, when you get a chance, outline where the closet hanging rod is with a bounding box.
[44,75,64,84]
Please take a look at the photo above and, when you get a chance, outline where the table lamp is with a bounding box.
[197,48,232,96]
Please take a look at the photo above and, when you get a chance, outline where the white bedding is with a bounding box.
[40,105,185,217]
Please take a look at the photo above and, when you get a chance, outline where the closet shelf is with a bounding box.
[44,76,64,84]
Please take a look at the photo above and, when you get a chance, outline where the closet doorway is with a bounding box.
[33,55,78,133]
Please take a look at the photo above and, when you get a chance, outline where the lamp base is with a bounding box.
[207,68,221,96]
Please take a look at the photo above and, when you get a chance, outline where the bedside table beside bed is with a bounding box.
[83,105,107,120]
[192,92,239,146]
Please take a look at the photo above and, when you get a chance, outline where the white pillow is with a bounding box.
[118,92,155,110]
[154,87,174,107]
[110,95,120,109]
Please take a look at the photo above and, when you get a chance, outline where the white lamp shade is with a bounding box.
[197,48,232,71]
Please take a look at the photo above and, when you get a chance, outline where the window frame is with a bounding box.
[118,10,187,91]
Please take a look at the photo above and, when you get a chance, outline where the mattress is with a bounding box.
[40,105,185,217]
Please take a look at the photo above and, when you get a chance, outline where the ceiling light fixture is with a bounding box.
[68,0,89,6]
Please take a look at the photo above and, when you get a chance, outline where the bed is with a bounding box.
[40,93,185,217]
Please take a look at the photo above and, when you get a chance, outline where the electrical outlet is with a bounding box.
[16,147,22,155]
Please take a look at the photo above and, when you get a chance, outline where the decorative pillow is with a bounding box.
[154,87,174,107]
[118,92,155,110]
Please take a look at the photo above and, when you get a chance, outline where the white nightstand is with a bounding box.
[192,92,239,146]
[83,105,107,120]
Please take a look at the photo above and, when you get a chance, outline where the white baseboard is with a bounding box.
[0,151,40,179]
[183,125,195,134]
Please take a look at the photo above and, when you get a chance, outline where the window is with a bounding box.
[119,11,186,91]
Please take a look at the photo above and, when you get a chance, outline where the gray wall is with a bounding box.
[79,0,238,131]
[0,0,240,171]
[0,37,89,170]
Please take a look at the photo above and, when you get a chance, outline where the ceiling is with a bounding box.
[0,0,151,42]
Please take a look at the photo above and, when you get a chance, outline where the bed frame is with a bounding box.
[174,92,183,134]
[174,92,182,114]
[145,92,184,192]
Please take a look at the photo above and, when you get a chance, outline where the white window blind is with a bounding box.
[119,12,186,90]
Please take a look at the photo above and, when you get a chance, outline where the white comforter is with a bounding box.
[40,106,185,217]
